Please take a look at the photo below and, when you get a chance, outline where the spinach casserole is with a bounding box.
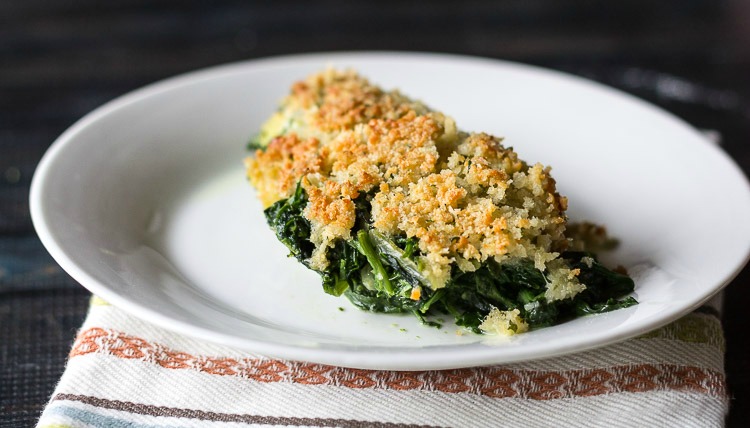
[245,69,636,335]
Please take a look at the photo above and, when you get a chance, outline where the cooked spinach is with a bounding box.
[264,182,314,264]
[264,183,637,333]
[247,135,266,151]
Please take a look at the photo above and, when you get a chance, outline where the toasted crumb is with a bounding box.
[248,69,573,293]
[544,260,586,301]
[480,308,529,335]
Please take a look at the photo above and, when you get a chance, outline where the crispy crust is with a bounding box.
[247,69,574,291]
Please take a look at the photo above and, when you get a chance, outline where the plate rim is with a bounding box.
[29,51,750,370]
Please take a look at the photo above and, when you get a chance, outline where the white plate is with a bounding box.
[30,52,750,370]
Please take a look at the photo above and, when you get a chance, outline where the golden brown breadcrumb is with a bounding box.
[246,69,577,294]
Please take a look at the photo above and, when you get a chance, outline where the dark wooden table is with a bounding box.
[2,1,749,426]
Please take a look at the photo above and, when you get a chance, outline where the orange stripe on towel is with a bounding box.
[69,327,727,400]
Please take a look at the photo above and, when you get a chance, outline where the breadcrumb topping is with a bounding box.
[247,69,583,299]
[479,307,529,335]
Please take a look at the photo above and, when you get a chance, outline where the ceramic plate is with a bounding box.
[30,52,750,370]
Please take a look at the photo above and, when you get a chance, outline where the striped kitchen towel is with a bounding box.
[37,296,728,428]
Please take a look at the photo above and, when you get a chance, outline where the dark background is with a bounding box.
[2,0,749,426]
